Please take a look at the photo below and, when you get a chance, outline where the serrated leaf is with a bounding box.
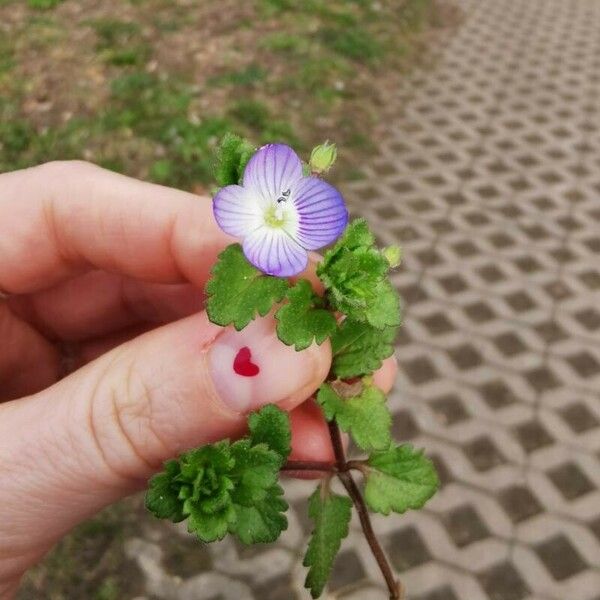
[303,486,352,598]
[230,440,281,506]
[317,383,392,451]
[275,279,337,351]
[187,500,237,542]
[231,484,288,544]
[364,445,439,515]
[145,460,185,522]
[331,319,398,378]
[365,281,402,329]
[206,244,288,330]
[317,219,402,329]
[145,432,288,545]
[248,404,291,465]
[213,132,255,186]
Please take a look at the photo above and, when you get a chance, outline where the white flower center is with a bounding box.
[264,188,294,229]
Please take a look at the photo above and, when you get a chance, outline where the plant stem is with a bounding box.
[338,471,401,600]
[327,420,401,600]
[281,460,337,472]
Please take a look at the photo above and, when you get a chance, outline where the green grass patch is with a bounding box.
[86,18,151,66]
[318,26,384,62]
[208,63,267,87]
[27,0,63,8]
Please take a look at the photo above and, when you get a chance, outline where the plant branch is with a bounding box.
[338,471,402,600]
[327,420,401,600]
[327,419,346,468]
[281,460,337,473]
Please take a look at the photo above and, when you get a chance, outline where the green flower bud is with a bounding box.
[382,245,402,268]
[309,141,337,174]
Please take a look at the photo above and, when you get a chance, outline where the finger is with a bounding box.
[0,311,331,581]
[8,270,203,342]
[373,355,398,392]
[0,303,60,400]
[0,161,231,294]
[286,399,337,479]
[8,258,321,344]
[73,324,155,368]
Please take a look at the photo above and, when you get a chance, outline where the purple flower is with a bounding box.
[213,143,348,277]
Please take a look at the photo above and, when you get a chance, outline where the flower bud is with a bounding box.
[382,245,402,268]
[309,141,337,174]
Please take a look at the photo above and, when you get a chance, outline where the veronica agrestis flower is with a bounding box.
[213,143,348,277]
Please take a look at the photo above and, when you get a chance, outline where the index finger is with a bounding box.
[0,161,232,294]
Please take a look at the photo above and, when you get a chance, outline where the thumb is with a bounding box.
[0,311,330,587]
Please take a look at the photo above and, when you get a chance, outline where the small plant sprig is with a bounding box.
[145,134,439,599]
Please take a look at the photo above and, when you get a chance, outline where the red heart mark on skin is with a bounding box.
[233,346,260,377]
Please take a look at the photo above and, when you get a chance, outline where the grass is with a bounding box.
[0,0,448,189]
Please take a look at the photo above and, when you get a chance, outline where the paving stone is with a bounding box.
[464,301,497,324]
[388,527,432,571]
[328,549,366,591]
[442,505,490,547]
[430,394,469,425]
[534,535,587,581]
[478,562,530,600]
[464,437,506,471]
[392,409,420,440]
[402,356,440,385]
[413,586,459,600]
[251,573,296,600]
[493,332,528,357]
[514,420,554,454]
[547,462,595,500]
[479,380,517,409]
[498,486,543,524]
[559,403,599,433]
[524,366,561,393]
[448,343,484,370]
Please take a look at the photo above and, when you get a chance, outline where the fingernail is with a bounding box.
[209,316,325,413]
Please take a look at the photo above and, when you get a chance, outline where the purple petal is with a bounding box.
[243,144,303,201]
[243,227,308,277]
[291,177,348,250]
[213,184,263,238]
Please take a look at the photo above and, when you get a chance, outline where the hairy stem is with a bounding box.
[281,460,337,472]
[327,421,401,600]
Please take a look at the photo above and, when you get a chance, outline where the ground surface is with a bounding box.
[12,0,600,598]
[0,0,445,188]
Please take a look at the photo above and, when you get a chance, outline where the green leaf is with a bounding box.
[303,486,352,598]
[231,484,288,544]
[213,132,255,186]
[317,219,402,329]
[366,281,402,329]
[364,445,439,515]
[229,440,281,506]
[145,460,186,522]
[187,499,237,542]
[145,431,289,545]
[205,244,288,330]
[248,404,291,465]
[317,383,392,451]
[331,319,398,378]
[275,279,337,350]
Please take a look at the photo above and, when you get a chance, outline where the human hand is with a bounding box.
[0,161,396,597]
